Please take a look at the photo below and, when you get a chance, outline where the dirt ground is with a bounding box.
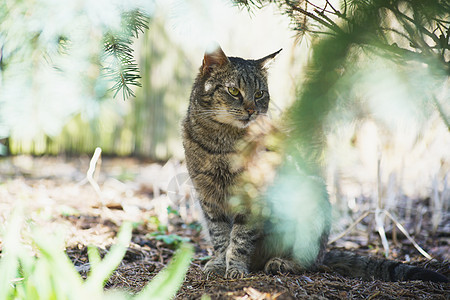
[0,156,449,299]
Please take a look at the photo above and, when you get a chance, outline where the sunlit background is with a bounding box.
[1,0,304,159]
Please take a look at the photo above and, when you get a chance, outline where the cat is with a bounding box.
[182,45,448,283]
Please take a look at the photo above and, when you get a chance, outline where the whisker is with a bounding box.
[188,113,231,122]
[190,110,229,116]
[191,108,229,112]
[189,108,266,123]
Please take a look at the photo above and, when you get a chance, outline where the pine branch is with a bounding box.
[121,9,150,38]
[235,0,449,72]
[102,9,150,100]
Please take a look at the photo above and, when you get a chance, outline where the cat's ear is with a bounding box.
[202,44,229,74]
[257,49,282,69]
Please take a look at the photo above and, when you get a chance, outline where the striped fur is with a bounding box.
[324,250,448,282]
[183,45,280,278]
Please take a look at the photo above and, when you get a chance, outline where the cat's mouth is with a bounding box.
[240,119,251,125]
[237,115,257,127]
[213,110,258,128]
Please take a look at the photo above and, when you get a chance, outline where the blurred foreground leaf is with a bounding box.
[136,243,193,300]
[0,0,151,147]
[0,209,193,299]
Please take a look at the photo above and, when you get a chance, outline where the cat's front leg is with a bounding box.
[201,201,232,276]
[225,214,260,279]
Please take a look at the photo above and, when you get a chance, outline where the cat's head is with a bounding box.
[191,45,281,128]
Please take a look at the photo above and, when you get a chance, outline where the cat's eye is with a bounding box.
[254,91,264,99]
[227,87,240,97]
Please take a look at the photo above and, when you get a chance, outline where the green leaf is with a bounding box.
[31,228,85,298]
[154,234,191,246]
[136,243,193,300]
[167,206,180,216]
[0,211,194,299]
[102,9,150,100]
[0,210,22,299]
[87,246,102,270]
[84,222,132,293]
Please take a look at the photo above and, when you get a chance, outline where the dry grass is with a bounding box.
[0,156,448,299]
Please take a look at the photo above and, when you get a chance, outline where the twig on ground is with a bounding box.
[375,209,390,258]
[87,147,103,199]
[328,210,372,245]
[329,208,433,260]
[384,210,433,260]
[376,154,390,257]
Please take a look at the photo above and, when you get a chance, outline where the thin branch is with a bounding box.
[384,210,433,260]
[329,209,434,260]
[375,209,390,258]
[434,22,445,37]
[325,0,340,15]
[375,154,390,257]
[362,39,431,62]
[328,210,372,245]
[314,8,344,35]
[435,19,450,24]
[391,7,441,46]
[305,0,336,15]
[342,0,347,17]
[379,27,413,41]
[286,1,337,33]
[396,14,433,55]
[307,30,337,36]
[86,147,103,201]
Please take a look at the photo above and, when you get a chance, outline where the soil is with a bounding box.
[0,156,448,299]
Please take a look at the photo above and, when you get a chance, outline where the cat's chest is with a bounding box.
[205,129,243,154]
[190,148,239,176]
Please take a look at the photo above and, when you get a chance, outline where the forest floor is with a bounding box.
[0,156,449,299]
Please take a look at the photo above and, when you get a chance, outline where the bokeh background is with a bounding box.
[0,0,449,298]
[1,0,449,253]
[1,0,304,159]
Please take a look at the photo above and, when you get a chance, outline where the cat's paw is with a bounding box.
[225,265,248,279]
[203,257,226,277]
[264,257,302,274]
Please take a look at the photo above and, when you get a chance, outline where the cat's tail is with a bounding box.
[323,250,448,283]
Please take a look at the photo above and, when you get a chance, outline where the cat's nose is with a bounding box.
[247,109,255,116]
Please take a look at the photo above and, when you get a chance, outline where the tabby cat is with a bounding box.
[182,45,448,283]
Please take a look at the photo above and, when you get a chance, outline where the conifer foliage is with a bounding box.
[103,9,150,99]
[236,0,449,74]
[0,1,151,148]
[235,0,450,162]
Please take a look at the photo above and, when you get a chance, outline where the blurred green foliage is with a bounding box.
[237,0,449,167]
[0,0,150,102]
[153,233,191,248]
[235,0,449,262]
[0,1,192,159]
[149,207,192,249]
[1,0,448,162]
[0,211,193,299]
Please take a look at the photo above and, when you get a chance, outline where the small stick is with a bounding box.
[87,147,102,198]
[392,224,398,247]
[376,153,390,257]
[375,208,390,258]
[384,210,433,260]
[329,209,433,260]
[328,210,372,245]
